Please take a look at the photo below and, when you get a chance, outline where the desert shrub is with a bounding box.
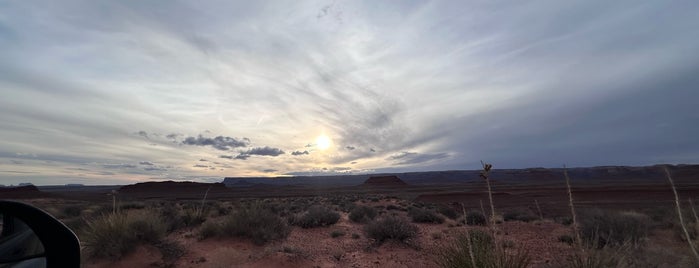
[556,216,574,226]
[82,210,167,260]
[438,206,459,220]
[386,205,400,211]
[558,234,575,245]
[290,206,340,228]
[62,205,84,217]
[409,207,445,224]
[503,209,538,222]
[565,243,633,268]
[580,209,650,247]
[364,216,418,244]
[160,204,185,232]
[465,211,487,226]
[128,214,166,243]
[349,206,378,223]
[330,230,345,238]
[199,220,221,239]
[119,202,145,210]
[221,205,290,245]
[155,239,185,262]
[435,230,530,268]
[181,208,206,227]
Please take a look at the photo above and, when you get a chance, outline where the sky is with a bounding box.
[1,1,698,185]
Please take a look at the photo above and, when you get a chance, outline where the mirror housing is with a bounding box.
[0,201,80,267]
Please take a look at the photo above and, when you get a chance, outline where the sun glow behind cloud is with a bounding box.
[0,1,698,185]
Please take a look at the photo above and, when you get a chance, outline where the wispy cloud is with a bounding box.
[0,1,697,184]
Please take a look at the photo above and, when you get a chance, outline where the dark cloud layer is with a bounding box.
[291,150,309,156]
[182,135,250,151]
[235,146,285,160]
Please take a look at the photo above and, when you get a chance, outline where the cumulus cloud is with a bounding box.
[291,150,309,156]
[182,135,250,150]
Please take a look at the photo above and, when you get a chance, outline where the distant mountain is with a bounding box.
[362,175,408,187]
[119,181,228,194]
[222,164,699,187]
[0,185,51,198]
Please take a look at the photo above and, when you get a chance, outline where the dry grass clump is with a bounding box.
[364,216,418,245]
[579,209,650,247]
[82,209,167,260]
[289,205,340,228]
[502,208,538,223]
[464,210,487,226]
[408,207,445,224]
[435,230,530,268]
[349,205,378,223]
[203,204,289,245]
[437,205,459,220]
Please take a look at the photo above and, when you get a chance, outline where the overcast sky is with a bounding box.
[1,1,698,185]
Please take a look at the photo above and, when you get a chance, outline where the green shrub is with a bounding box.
[290,206,340,228]
[435,230,531,268]
[409,207,445,224]
[465,211,487,226]
[503,209,538,222]
[580,209,650,247]
[349,206,378,223]
[364,216,418,244]
[220,205,290,245]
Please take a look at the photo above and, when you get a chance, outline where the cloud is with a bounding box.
[235,146,285,160]
[103,164,137,169]
[193,164,208,168]
[139,161,154,165]
[262,169,277,173]
[199,158,207,161]
[235,154,250,160]
[345,146,355,150]
[144,166,167,171]
[291,150,309,156]
[182,135,250,150]
[388,151,449,165]
[136,131,149,139]
[219,155,233,159]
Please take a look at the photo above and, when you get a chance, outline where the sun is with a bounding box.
[315,135,332,150]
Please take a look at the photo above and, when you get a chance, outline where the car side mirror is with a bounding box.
[0,201,80,267]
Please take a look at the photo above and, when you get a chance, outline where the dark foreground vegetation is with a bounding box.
[11,165,699,267]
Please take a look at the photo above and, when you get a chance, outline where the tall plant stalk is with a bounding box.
[666,166,699,262]
[461,203,477,268]
[563,166,582,247]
